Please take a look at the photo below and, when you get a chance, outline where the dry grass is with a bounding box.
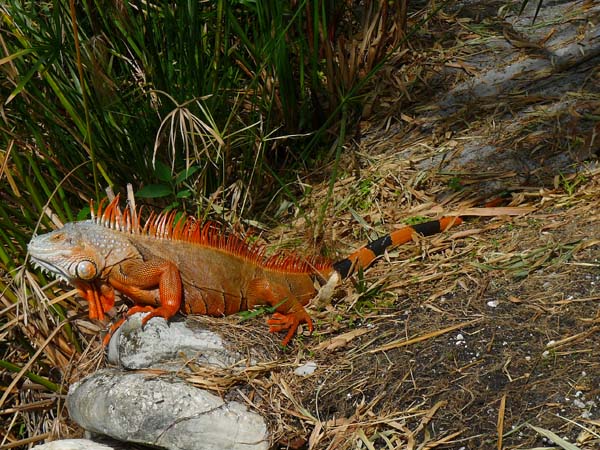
[225,158,599,450]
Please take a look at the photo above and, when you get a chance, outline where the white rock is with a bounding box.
[294,361,317,376]
[32,439,114,450]
[107,313,245,370]
[68,369,269,450]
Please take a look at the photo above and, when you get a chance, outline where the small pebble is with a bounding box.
[294,361,317,376]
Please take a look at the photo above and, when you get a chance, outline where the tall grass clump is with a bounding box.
[1,0,410,446]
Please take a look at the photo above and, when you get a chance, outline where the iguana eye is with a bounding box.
[76,260,97,280]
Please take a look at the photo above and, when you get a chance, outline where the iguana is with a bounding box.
[28,196,462,346]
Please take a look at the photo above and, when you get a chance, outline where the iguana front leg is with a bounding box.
[74,281,115,321]
[108,258,183,328]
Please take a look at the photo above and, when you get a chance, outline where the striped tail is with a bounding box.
[331,216,462,279]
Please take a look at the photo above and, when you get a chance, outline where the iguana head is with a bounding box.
[28,221,138,320]
[28,222,105,283]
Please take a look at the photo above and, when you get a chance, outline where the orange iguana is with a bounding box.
[28,196,462,346]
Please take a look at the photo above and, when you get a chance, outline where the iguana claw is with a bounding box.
[267,311,314,346]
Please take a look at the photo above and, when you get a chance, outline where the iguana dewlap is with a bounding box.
[27,197,462,346]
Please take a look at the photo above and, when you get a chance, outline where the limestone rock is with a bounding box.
[32,439,115,450]
[106,314,246,370]
[67,369,269,450]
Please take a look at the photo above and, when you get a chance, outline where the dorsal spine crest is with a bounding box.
[90,195,332,274]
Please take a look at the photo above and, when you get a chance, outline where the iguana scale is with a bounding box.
[28,196,462,346]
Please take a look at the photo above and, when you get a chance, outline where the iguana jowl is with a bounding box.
[28,196,462,346]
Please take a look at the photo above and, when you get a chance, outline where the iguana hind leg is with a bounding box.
[247,278,313,346]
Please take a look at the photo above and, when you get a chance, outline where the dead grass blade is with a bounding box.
[545,326,600,350]
[422,430,464,449]
[528,424,582,450]
[368,319,482,354]
[313,327,372,352]
[452,206,537,216]
[498,394,507,450]
[1,432,51,449]
[417,400,446,433]
[278,375,319,423]
[556,414,600,440]
[356,428,376,450]
[185,360,285,392]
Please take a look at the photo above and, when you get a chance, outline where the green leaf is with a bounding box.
[136,184,172,198]
[77,206,91,221]
[0,359,63,393]
[0,47,33,67]
[176,189,192,198]
[155,161,173,183]
[175,165,200,184]
[5,55,47,105]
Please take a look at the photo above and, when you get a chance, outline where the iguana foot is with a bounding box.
[127,304,183,327]
[76,282,114,321]
[267,311,314,346]
[101,305,176,346]
[127,305,156,323]
[247,277,314,346]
